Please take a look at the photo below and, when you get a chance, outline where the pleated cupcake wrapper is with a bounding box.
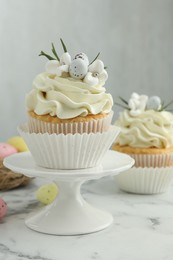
[115,167,173,194]
[18,124,120,169]
[27,112,113,135]
[129,153,173,168]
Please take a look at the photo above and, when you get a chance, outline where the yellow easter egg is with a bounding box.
[7,136,29,152]
[36,183,58,205]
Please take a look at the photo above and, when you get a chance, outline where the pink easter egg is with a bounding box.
[0,198,7,219]
[0,143,17,159]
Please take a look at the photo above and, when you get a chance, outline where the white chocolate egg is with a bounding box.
[69,59,88,79]
[146,96,161,111]
[74,53,89,66]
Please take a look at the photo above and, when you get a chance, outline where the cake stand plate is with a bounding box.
[4,150,134,235]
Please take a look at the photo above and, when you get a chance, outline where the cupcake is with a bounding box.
[112,93,173,194]
[19,39,120,169]
[26,39,113,135]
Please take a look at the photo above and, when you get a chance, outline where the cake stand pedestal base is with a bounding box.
[4,150,134,235]
[26,180,113,235]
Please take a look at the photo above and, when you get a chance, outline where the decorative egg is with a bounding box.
[7,136,29,152]
[36,183,58,205]
[0,143,17,159]
[0,198,7,219]
[74,53,89,66]
[69,59,88,79]
[146,96,161,111]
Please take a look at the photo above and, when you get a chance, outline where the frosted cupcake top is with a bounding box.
[115,93,173,148]
[26,39,113,119]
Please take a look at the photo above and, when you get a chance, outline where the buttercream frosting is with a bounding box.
[26,72,113,119]
[115,110,173,148]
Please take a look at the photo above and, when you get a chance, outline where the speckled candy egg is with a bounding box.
[74,53,89,66]
[0,143,17,159]
[69,59,88,79]
[36,183,58,205]
[0,198,7,219]
[146,96,161,111]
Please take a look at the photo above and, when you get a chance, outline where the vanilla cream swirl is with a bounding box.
[115,110,173,148]
[26,72,113,119]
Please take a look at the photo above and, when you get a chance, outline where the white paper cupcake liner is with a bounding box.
[115,167,173,194]
[129,153,173,168]
[27,112,113,135]
[18,124,120,169]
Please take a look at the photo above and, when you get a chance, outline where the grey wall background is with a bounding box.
[0,0,173,140]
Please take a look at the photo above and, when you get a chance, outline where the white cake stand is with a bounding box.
[4,150,134,235]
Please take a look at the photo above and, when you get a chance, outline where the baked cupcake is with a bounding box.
[19,39,120,169]
[112,93,173,194]
[26,39,113,134]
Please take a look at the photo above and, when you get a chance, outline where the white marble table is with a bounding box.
[1,176,173,260]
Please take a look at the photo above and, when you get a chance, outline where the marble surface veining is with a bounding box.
[1,177,173,260]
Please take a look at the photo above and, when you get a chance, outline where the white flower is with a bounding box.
[45,60,59,75]
[83,59,108,86]
[45,52,71,76]
[128,93,148,116]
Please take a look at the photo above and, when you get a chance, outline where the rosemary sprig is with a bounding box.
[51,43,60,61]
[114,96,130,110]
[119,96,129,105]
[60,38,67,53]
[160,99,173,111]
[39,51,56,60]
[114,102,130,110]
[89,52,100,65]
[39,38,67,60]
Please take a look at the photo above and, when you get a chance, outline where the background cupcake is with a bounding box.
[19,39,120,169]
[112,93,173,194]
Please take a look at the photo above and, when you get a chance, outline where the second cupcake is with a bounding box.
[112,93,173,194]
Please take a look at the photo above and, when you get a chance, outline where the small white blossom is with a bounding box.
[45,60,59,75]
[128,93,148,116]
[45,52,71,76]
[84,59,108,86]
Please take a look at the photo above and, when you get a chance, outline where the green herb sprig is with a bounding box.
[114,96,130,110]
[89,52,108,70]
[39,38,68,60]
[51,43,60,61]
[159,100,173,111]
[89,52,100,65]
[39,51,56,60]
